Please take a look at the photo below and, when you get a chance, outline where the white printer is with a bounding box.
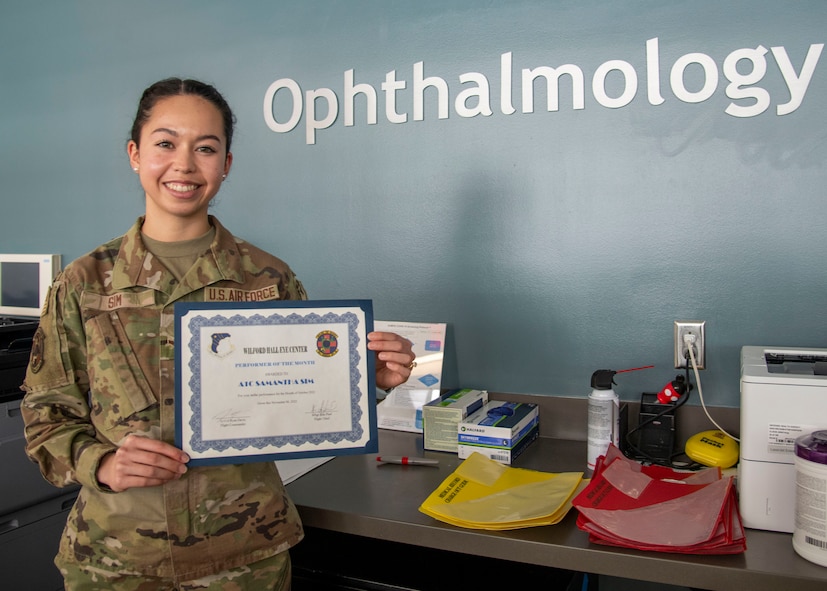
[739,346,827,533]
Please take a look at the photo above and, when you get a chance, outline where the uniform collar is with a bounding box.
[111,216,245,291]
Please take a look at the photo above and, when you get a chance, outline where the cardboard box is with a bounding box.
[457,401,539,464]
[423,389,489,452]
[458,424,540,464]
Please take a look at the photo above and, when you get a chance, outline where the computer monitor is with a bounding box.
[0,254,61,318]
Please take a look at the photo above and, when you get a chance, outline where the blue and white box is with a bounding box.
[457,401,539,463]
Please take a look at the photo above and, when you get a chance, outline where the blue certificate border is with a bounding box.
[174,299,377,466]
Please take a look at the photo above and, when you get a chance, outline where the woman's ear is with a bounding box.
[224,151,233,178]
[127,140,140,171]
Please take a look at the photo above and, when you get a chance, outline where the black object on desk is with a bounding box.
[0,316,38,404]
[635,391,677,461]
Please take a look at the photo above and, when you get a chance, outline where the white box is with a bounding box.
[458,424,539,464]
[422,389,488,452]
[457,401,539,463]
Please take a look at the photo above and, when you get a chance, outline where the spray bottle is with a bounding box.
[587,365,653,472]
[587,369,620,472]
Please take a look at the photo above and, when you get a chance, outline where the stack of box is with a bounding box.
[423,389,489,452]
[457,401,539,464]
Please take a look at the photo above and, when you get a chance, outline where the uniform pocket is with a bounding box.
[86,311,157,434]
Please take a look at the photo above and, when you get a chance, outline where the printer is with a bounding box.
[739,346,827,533]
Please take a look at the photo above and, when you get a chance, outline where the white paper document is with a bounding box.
[275,456,334,485]
[374,320,447,433]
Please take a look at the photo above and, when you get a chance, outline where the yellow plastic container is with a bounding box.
[685,430,739,469]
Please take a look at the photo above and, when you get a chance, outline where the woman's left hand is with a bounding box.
[367,331,416,391]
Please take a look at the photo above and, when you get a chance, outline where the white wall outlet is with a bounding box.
[674,321,706,369]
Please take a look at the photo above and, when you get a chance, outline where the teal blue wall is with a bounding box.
[2,1,825,408]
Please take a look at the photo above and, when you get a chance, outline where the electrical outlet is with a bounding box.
[674,321,706,369]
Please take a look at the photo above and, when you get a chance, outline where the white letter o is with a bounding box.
[670,53,718,103]
[592,60,638,108]
[263,78,302,133]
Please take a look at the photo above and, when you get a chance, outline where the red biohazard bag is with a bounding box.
[572,445,746,554]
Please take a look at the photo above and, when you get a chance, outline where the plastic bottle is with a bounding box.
[587,369,620,472]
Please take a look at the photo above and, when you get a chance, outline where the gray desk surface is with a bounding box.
[287,429,827,591]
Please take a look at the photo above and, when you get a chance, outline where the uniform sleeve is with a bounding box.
[291,275,309,301]
[281,264,308,301]
[20,276,116,491]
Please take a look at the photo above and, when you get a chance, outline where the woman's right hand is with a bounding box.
[97,434,190,492]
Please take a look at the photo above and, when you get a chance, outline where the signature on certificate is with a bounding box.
[308,400,338,420]
[213,408,251,427]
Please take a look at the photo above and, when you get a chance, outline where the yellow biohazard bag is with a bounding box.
[418,452,585,530]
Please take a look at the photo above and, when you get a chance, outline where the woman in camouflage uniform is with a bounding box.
[21,78,416,591]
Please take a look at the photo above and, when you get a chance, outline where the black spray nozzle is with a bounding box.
[591,369,617,390]
[591,365,654,390]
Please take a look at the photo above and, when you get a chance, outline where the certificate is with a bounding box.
[174,300,377,466]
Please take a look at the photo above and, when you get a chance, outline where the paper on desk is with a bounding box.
[419,451,585,530]
[375,320,447,433]
[275,456,334,485]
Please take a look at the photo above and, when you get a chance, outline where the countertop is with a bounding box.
[286,428,827,591]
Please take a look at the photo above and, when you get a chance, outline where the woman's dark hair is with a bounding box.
[129,78,236,154]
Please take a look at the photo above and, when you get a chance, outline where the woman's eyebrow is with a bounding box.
[150,127,221,143]
[151,127,178,137]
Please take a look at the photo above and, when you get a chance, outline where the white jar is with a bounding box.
[793,430,827,567]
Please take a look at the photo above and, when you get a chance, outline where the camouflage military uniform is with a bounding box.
[21,216,307,583]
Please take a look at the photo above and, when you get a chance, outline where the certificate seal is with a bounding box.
[316,330,339,357]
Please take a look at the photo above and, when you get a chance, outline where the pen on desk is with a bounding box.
[376,455,439,466]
